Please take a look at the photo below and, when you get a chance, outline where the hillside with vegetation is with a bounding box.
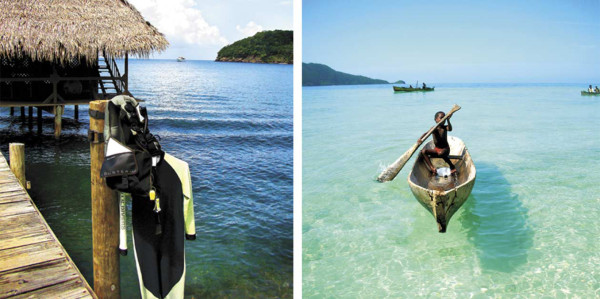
[303,63,402,86]
[216,30,292,64]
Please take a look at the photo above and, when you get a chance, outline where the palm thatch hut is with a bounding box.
[0,0,168,138]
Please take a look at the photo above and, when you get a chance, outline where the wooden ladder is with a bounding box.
[97,52,123,99]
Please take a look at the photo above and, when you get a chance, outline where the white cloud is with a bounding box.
[279,1,292,5]
[236,21,264,37]
[128,0,228,46]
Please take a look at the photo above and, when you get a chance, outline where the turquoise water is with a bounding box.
[0,60,292,297]
[303,84,600,297]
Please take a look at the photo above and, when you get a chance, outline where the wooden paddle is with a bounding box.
[377,104,461,182]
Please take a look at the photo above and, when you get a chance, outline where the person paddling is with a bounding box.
[418,111,456,175]
[589,85,594,92]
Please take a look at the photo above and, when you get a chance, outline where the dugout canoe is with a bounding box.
[393,86,435,92]
[581,91,600,96]
[408,136,476,233]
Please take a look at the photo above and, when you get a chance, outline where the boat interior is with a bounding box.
[410,137,474,192]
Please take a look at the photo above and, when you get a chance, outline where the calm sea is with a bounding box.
[0,59,293,297]
[303,83,600,297]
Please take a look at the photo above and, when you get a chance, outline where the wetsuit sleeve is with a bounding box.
[183,163,196,240]
[163,153,196,240]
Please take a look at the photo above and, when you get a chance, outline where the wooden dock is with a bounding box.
[0,152,96,298]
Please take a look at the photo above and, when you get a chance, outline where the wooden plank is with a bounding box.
[0,212,45,234]
[0,188,28,198]
[0,201,36,218]
[0,260,79,297]
[0,177,21,184]
[0,187,27,194]
[10,278,92,299]
[0,241,65,273]
[0,193,30,204]
[0,181,24,189]
[0,229,53,252]
[0,184,24,194]
[0,213,53,251]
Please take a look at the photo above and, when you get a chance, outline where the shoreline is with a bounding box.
[215,58,292,65]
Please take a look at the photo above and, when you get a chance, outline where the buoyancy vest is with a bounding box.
[101,95,162,197]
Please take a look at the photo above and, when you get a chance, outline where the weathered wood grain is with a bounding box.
[9,143,26,187]
[0,212,54,251]
[0,201,37,218]
[0,151,96,298]
[0,194,29,205]
[0,183,25,194]
[90,100,121,298]
[0,260,79,297]
[0,241,65,273]
[10,278,91,299]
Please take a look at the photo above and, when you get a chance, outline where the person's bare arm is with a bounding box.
[446,117,452,131]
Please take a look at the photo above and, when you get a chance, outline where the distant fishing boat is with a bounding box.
[581,91,600,96]
[408,136,476,232]
[177,57,186,62]
[393,86,435,92]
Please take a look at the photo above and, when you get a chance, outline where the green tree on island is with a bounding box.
[216,30,293,64]
[302,63,403,86]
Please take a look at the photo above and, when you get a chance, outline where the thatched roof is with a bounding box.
[0,0,168,65]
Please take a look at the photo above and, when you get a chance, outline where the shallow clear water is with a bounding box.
[303,83,600,297]
[0,59,293,297]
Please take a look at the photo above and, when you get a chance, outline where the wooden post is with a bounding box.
[75,105,79,121]
[124,53,128,95]
[9,143,26,188]
[20,107,25,121]
[89,100,120,299]
[28,106,33,129]
[54,105,63,140]
[10,107,14,116]
[37,107,42,134]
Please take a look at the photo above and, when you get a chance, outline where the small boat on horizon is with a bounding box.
[408,136,476,233]
[177,57,186,62]
[393,86,435,92]
[581,90,600,96]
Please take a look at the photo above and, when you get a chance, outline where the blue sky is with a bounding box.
[128,0,293,60]
[303,0,600,83]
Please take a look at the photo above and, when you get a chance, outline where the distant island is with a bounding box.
[216,30,292,64]
[302,63,403,86]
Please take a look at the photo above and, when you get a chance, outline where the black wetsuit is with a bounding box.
[132,158,185,298]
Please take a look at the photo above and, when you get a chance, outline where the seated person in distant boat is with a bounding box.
[422,82,427,89]
[595,86,599,93]
[418,111,456,175]
[589,85,594,92]
[409,85,413,88]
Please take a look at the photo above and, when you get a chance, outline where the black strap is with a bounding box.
[88,129,104,144]
[89,109,105,120]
